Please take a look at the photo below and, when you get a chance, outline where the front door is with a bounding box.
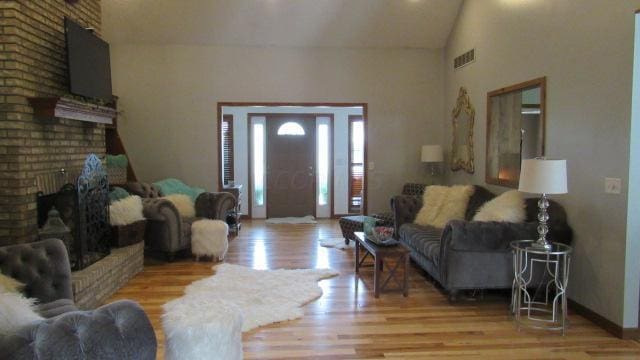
[266,115,316,218]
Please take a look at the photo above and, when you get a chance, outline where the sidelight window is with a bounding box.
[349,117,364,213]
[221,115,234,185]
[253,123,265,206]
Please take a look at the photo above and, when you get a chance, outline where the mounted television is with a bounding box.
[64,18,113,102]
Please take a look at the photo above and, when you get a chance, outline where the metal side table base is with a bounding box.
[511,240,572,335]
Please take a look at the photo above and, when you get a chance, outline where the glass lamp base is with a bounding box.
[530,240,553,251]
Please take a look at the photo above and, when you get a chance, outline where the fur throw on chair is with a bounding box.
[0,283,43,336]
[164,194,196,218]
[414,185,474,228]
[109,195,145,226]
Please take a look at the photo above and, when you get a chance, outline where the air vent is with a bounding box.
[454,49,475,70]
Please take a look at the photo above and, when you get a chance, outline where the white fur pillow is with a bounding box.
[110,195,145,226]
[164,194,196,218]
[0,273,24,294]
[473,190,526,223]
[0,287,43,335]
[414,185,475,228]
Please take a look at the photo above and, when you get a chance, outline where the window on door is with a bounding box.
[349,116,364,213]
[222,115,234,185]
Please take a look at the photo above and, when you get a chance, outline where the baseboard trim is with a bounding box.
[568,299,639,339]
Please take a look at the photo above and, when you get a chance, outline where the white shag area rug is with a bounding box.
[165,263,338,333]
[319,238,354,250]
[265,215,317,224]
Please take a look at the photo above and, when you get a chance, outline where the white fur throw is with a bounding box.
[0,273,24,294]
[164,194,196,218]
[0,285,43,335]
[163,295,243,360]
[162,264,338,359]
[414,185,475,228]
[191,220,229,260]
[109,195,145,226]
[473,190,526,222]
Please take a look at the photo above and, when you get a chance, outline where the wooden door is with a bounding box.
[266,115,316,218]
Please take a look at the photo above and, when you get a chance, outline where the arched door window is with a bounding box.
[277,122,305,136]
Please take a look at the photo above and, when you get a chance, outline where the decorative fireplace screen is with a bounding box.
[76,154,111,269]
[37,154,111,270]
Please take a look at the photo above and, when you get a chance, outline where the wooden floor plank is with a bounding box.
[108,219,640,359]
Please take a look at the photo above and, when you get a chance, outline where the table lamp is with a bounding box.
[518,158,567,250]
[421,145,443,181]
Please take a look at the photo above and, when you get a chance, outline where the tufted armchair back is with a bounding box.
[0,238,73,303]
[124,181,162,198]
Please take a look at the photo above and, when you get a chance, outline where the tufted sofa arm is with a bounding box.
[391,195,423,236]
[0,300,157,360]
[195,192,236,220]
[0,239,72,304]
[437,220,537,290]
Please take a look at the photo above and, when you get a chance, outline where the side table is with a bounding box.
[511,240,572,335]
[223,184,242,234]
[354,232,410,298]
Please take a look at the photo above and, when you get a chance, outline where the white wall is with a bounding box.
[627,14,640,328]
[444,0,639,327]
[222,106,362,218]
[109,45,444,215]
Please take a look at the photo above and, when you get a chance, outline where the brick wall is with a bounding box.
[0,0,105,245]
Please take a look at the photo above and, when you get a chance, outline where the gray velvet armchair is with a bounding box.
[0,238,157,359]
[124,182,236,260]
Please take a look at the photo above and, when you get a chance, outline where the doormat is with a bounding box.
[265,215,317,224]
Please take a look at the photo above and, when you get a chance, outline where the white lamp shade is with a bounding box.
[421,145,443,163]
[518,158,568,194]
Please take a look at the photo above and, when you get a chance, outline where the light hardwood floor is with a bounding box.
[108,219,640,359]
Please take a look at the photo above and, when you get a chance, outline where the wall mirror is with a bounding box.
[451,87,475,173]
[486,77,546,187]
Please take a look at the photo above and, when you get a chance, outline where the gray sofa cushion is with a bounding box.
[37,298,78,319]
[0,239,73,303]
[399,223,442,267]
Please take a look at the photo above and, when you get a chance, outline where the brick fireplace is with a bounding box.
[0,1,143,309]
[0,0,105,245]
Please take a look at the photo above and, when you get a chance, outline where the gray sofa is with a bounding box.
[0,238,157,359]
[392,185,572,300]
[124,182,236,260]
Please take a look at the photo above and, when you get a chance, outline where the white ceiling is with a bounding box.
[102,0,462,49]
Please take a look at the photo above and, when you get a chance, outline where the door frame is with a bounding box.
[248,112,333,219]
[217,102,368,218]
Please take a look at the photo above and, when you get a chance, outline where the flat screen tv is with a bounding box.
[64,18,112,102]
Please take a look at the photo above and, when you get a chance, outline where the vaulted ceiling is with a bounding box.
[102,0,462,49]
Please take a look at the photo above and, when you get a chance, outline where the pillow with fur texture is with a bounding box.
[110,195,145,226]
[0,273,24,294]
[414,185,475,228]
[164,194,196,218]
[0,289,43,335]
[473,190,526,222]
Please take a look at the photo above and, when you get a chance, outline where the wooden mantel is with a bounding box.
[28,97,117,124]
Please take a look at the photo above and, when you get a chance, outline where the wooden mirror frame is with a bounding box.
[450,87,475,173]
[485,77,546,188]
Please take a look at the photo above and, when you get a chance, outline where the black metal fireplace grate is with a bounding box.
[37,154,111,270]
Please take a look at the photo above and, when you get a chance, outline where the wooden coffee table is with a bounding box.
[354,232,410,298]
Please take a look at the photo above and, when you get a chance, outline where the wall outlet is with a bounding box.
[368,161,375,170]
[604,177,622,194]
